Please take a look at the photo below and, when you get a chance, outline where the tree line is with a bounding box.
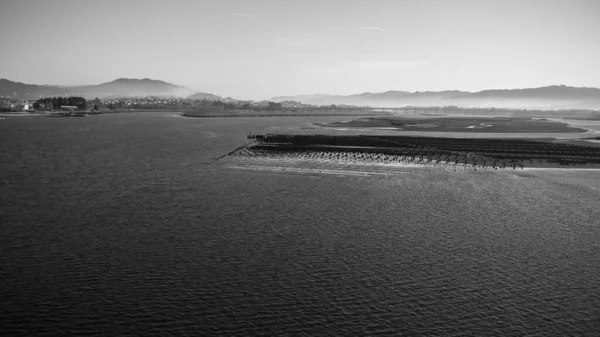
[33,97,87,110]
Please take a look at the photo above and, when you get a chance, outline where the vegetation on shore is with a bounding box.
[33,97,87,110]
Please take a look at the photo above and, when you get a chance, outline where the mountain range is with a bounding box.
[2,78,600,110]
[272,85,600,110]
[0,78,220,101]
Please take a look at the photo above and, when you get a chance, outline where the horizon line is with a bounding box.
[2,77,600,100]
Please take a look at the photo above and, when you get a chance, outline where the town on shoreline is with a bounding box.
[2,95,600,120]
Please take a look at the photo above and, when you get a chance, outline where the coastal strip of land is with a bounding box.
[182,109,389,118]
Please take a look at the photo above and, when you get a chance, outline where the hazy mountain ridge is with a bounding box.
[272,85,600,109]
[188,92,222,101]
[470,85,600,99]
[0,78,211,100]
[3,78,600,109]
[0,79,68,99]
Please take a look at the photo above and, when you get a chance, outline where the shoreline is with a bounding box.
[222,153,600,171]
[223,163,415,176]
[220,156,600,176]
[181,112,388,118]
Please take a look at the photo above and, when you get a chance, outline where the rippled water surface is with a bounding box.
[1,112,600,336]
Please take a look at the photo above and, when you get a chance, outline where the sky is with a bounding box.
[0,0,599,100]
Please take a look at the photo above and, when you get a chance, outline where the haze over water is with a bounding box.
[1,112,599,335]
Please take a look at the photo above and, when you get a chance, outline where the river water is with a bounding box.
[1,112,599,336]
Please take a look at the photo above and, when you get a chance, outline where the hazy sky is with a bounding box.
[1,0,599,99]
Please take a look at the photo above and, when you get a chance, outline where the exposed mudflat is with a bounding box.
[316,116,586,133]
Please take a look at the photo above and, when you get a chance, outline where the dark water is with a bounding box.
[1,112,600,336]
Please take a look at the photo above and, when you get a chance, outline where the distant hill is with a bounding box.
[76,78,196,98]
[188,92,222,101]
[0,79,67,99]
[0,78,211,100]
[272,85,600,110]
[470,85,600,100]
